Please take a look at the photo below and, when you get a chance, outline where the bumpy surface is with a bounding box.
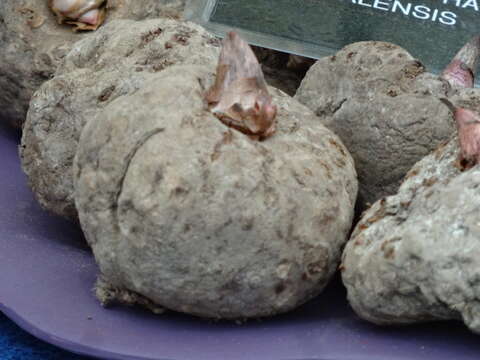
[20,18,219,220]
[342,94,480,333]
[74,64,358,319]
[0,0,185,128]
[295,41,461,207]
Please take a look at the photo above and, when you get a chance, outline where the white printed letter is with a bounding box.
[373,0,391,11]
[439,11,457,25]
[357,0,373,7]
[463,0,479,11]
[392,0,411,15]
[413,5,431,19]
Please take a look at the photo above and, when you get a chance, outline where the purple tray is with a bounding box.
[1,123,480,360]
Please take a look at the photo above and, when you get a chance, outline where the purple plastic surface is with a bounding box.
[1,123,480,360]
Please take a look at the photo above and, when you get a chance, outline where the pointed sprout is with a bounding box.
[206,31,276,140]
[440,98,480,167]
[441,36,480,89]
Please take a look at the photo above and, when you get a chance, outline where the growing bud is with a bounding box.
[206,31,277,140]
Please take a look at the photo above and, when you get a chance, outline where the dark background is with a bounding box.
[211,0,479,74]
[0,306,88,359]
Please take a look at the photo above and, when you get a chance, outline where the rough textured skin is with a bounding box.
[323,95,454,205]
[295,41,461,207]
[342,94,480,333]
[0,0,186,128]
[20,18,220,220]
[74,65,358,319]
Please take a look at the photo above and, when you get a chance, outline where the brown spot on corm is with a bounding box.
[130,226,139,234]
[241,217,255,231]
[292,170,306,186]
[152,60,174,72]
[98,85,116,102]
[405,168,419,179]
[457,156,475,171]
[357,223,369,232]
[329,138,347,156]
[402,60,425,79]
[354,239,363,246]
[211,131,234,161]
[376,42,395,50]
[422,177,438,187]
[387,89,398,97]
[317,214,335,226]
[333,157,347,168]
[380,241,388,251]
[380,237,401,259]
[365,201,387,224]
[288,122,300,133]
[172,186,189,197]
[141,28,163,45]
[347,52,357,60]
[172,33,190,45]
[424,190,434,199]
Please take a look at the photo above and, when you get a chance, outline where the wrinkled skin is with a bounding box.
[441,36,480,90]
